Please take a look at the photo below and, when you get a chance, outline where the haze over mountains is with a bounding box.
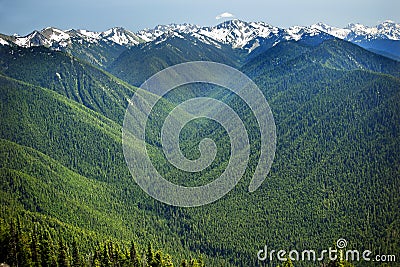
[0,19,399,267]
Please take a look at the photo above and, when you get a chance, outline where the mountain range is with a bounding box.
[1,19,399,66]
[1,19,400,267]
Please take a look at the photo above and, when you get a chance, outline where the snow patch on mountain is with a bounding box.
[0,38,9,45]
[312,20,400,41]
[100,27,141,46]
[77,29,101,40]
[137,23,200,42]
[190,32,222,48]
[11,27,145,48]
[153,31,185,45]
[196,20,281,49]
[3,19,399,59]
[311,23,351,39]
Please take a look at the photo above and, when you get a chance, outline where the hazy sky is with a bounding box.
[0,0,399,35]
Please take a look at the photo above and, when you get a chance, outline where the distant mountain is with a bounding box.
[243,39,400,79]
[107,31,244,86]
[313,20,400,60]
[0,27,146,68]
[2,26,144,48]
[1,19,399,67]
[312,20,400,41]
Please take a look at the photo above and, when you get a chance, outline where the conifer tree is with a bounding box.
[197,256,204,267]
[129,241,140,267]
[40,229,56,267]
[179,259,187,267]
[163,254,174,267]
[153,251,163,267]
[58,238,70,267]
[188,259,200,267]
[101,243,111,267]
[15,218,32,267]
[30,225,41,267]
[146,242,154,267]
[71,240,81,267]
[7,220,18,267]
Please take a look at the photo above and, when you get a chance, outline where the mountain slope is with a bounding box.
[1,28,399,267]
[0,74,221,265]
[313,20,400,60]
[4,27,146,68]
[0,45,137,124]
[2,19,399,69]
[243,39,400,79]
[107,32,244,86]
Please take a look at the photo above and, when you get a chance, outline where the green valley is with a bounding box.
[0,29,399,267]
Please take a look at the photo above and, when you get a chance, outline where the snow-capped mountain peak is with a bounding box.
[309,20,400,42]
[6,19,400,49]
[284,25,324,41]
[8,26,145,49]
[2,20,399,61]
[311,23,351,39]
[40,27,71,47]
[15,30,49,47]
[76,29,101,40]
[376,20,400,40]
[100,27,143,46]
[197,19,280,49]
[136,23,200,42]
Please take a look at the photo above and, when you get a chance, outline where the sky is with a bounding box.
[0,0,399,36]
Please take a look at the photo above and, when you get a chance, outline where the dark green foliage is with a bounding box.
[0,45,136,124]
[30,224,41,267]
[0,219,204,267]
[60,36,130,69]
[281,258,294,267]
[71,240,81,267]
[146,243,155,267]
[1,37,399,267]
[129,242,141,267]
[58,239,71,267]
[107,33,244,86]
[327,258,355,267]
[40,229,57,267]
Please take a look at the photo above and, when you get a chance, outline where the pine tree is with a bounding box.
[197,256,204,267]
[129,241,140,267]
[6,220,17,267]
[163,254,174,267]
[71,240,81,267]
[113,242,128,267]
[188,259,200,267]
[100,243,111,267]
[145,242,154,267]
[40,229,56,267]
[0,219,11,264]
[179,259,187,267]
[15,218,32,267]
[153,251,163,267]
[30,224,41,267]
[58,238,70,267]
[92,248,101,267]
[327,258,354,267]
